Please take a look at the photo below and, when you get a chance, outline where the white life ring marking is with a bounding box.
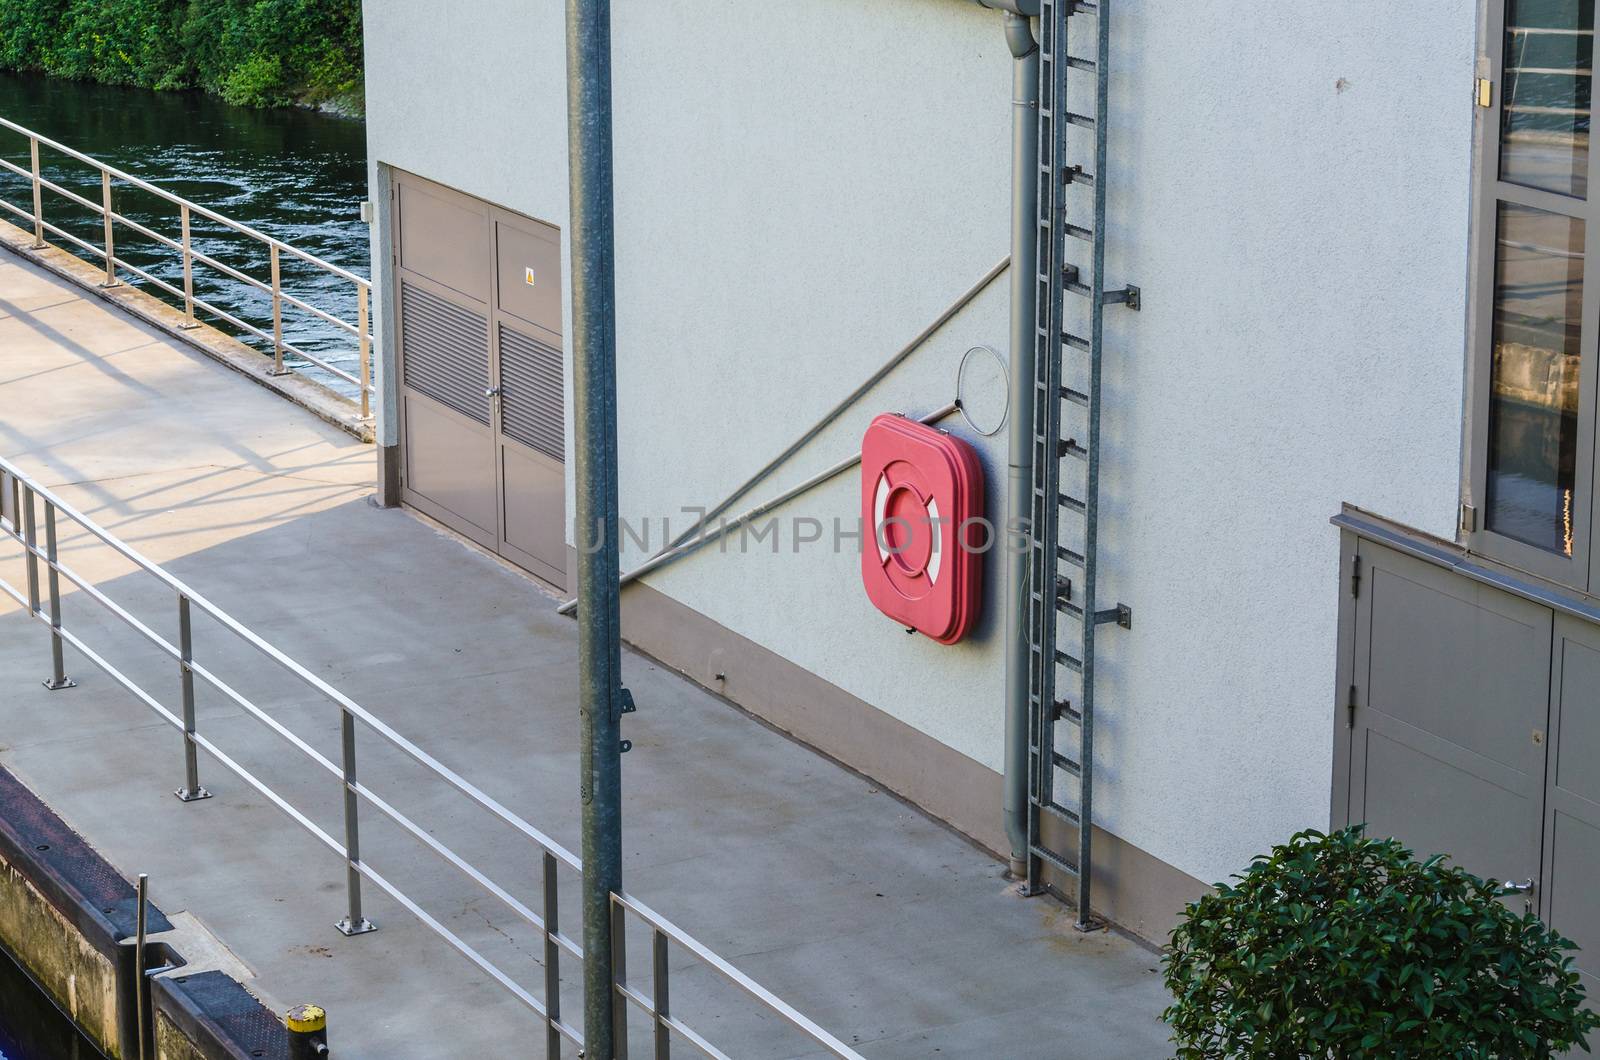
[871,470,940,586]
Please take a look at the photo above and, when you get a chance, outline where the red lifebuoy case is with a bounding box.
[859,414,985,644]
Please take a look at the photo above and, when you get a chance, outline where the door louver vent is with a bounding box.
[498,325,564,462]
[401,281,490,425]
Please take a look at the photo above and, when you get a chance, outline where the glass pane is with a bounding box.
[1501,0,1594,197]
[1486,202,1586,554]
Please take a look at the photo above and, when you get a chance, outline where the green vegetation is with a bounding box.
[0,0,363,112]
[1162,827,1598,1058]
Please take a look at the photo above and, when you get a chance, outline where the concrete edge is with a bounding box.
[0,219,374,444]
[152,971,288,1060]
[0,763,170,1057]
[0,763,281,1059]
[615,579,1209,947]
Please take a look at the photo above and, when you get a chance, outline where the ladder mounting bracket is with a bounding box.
[1093,603,1132,630]
[1102,284,1140,311]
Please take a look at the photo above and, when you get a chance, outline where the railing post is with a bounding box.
[41,501,74,691]
[651,927,670,1060]
[21,485,40,619]
[611,897,630,1060]
[174,594,210,801]
[269,244,287,375]
[179,205,198,330]
[542,851,562,1059]
[100,171,119,288]
[28,137,44,249]
[357,282,371,418]
[334,708,376,936]
[135,873,149,1060]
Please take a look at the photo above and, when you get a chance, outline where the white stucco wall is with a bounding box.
[364,0,1478,887]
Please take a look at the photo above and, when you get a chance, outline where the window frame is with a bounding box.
[1467,0,1600,590]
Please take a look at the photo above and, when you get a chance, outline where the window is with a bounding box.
[1471,0,1600,586]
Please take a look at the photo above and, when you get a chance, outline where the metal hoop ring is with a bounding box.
[956,344,1009,437]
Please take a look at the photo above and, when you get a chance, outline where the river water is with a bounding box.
[0,72,370,395]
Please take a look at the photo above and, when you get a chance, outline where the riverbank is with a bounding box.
[0,0,363,114]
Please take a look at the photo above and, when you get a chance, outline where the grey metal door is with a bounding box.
[1344,543,1551,902]
[1544,616,1600,1002]
[491,215,567,587]
[394,172,568,588]
[395,176,498,548]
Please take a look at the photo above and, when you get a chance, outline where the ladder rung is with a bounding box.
[1056,649,1083,673]
[1054,699,1082,724]
[1064,112,1096,130]
[1065,55,1096,73]
[1061,386,1089,408]
[1052,752,1082,777]
[1058,546,1084,567]
[1065,223,1094,242]
[1064,332,1090,352]
[1058,493,1086,515]
[1059,598,1083,618]
[1061,438,1088,460]
[1030,844,1080,878]
[1042,800,1081,827]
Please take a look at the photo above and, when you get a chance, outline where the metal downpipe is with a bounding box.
[1001,10,1039,876]
[566,0,625,1054]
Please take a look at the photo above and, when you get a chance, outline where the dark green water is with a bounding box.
[0,72,370,394]
[0,946,103,1059]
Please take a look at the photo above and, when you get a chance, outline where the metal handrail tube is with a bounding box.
[0,117,375,402]
[0,116,368,286]
[0,456,583,872]
[350,857,584,1046]
[353,778,585,958]
[5,500,583,953]
[611,891,865,1059]
[184,243,274,295]
[0,538,581,1047]
[63,229,369,390]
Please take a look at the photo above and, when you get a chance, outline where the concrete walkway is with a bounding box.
[0,251,1174,1058]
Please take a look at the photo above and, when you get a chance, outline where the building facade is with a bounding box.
[359,0,1536,946]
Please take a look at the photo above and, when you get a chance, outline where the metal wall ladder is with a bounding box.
[1023,0,1135,928]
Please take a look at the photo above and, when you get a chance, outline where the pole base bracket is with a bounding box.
[1016,881,1047,898]
[42,677,76,691]
[178,322,201,331]
[1073,914,1106,933]
[266,368,293,378]
[174,786,212,802]
[335,916,377,937]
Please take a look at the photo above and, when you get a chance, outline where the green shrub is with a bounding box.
[0,0,363,111]
[1162,827,1599,1058]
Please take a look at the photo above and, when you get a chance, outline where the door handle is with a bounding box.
[1500,877,1535,896]
[485,386,502,398]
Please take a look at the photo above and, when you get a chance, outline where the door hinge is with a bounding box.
[1476,77,1493,109]
[1459,502,1477,535]
[1346,684,1359,730]
[1350,554,1362,598]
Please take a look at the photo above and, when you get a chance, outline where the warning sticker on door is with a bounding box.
[524,267,537,287]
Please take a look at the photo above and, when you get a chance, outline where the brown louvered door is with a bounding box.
[395,176,498,547]
[490,213,567,587]
[394,172,567,588]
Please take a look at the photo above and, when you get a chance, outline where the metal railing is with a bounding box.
[0,457,862,1059]
[0,117,374,416]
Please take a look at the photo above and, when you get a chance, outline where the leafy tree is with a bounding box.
[0,0,364,111]
[1163,827,1599,1057]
